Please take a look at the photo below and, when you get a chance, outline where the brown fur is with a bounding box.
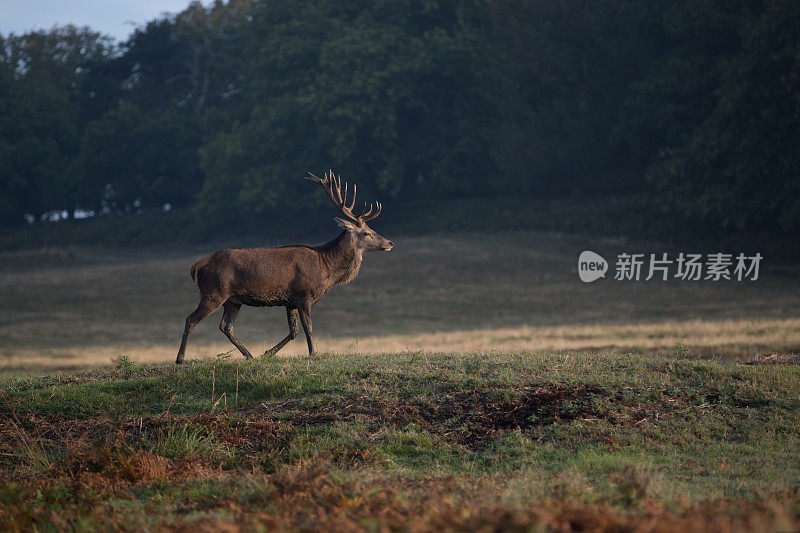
[176,219,393,363]
[189,260,200,282]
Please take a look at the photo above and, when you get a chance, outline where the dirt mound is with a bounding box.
[250,385,607,446]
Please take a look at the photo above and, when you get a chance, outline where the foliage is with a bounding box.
[196,0,507,218]
[70,102,202,210]
[619,0,800,233]
[0,26,117,224]
[0,0,798,237]
[671,0,800,232]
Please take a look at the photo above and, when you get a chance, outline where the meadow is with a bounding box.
[1,231,799,372]
[1,231,799,530]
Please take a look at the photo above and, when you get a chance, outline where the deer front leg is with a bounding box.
[297,304,316,356]
[264,307,299,356]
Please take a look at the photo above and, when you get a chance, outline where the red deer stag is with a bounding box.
[176,171,394,364]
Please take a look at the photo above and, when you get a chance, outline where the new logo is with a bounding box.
[578,250,608,283]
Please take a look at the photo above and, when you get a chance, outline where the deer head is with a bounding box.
[305,170,394,252]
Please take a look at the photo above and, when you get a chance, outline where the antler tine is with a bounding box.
[305,170,383,225]
[346,183,357,211]
[308,171,339,207]
[336,175,345,205]
[304,171,323,183]
[327,170,341,205]
[360,203,374,219]
[362,201,382,222]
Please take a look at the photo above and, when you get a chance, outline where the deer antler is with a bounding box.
[305,170,382,225]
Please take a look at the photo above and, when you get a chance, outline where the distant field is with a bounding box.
[1,232,799,372]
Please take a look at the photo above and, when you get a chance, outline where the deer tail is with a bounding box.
[190,260,200,283]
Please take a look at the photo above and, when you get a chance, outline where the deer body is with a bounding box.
[176,171,392,364]
[192,232,363,308]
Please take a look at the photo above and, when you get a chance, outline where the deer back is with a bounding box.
[193,246,332,306]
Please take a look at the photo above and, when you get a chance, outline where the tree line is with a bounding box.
[1,0,798,235]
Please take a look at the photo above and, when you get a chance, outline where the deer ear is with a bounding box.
[333,217,358,231]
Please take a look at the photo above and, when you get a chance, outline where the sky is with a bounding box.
[0,0,208,41]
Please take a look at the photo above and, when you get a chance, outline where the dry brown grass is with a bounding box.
[2,405,798,532]
[2,448,798,532]
[1,232,799,372]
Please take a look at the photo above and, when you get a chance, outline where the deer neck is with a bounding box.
[319,231,363,286]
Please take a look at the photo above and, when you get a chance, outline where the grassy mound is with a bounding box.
[1,351,799,530]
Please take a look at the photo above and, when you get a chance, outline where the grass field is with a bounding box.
[1,232,799,372]
[1,231,799,530]
[1,352,799,530]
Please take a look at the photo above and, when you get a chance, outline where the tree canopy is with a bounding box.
[1,0,797,236]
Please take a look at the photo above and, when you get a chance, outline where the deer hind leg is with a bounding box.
[264,307,299,357]
[298,304,316,356]
[219,301,253,360]
[176,295,225,364]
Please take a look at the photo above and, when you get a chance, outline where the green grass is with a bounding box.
[1,351,798,530]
